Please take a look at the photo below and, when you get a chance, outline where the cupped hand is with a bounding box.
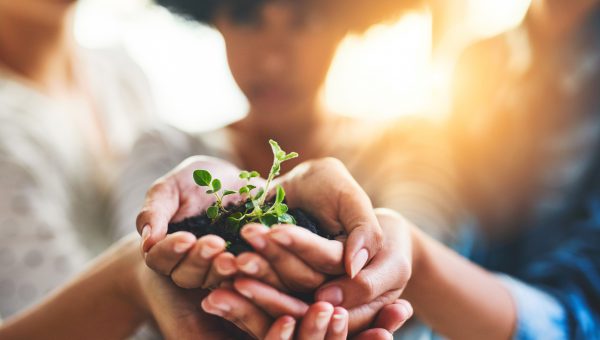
[278,157,383,277]
[135,156,264,288]
[202,278,413,339]
[237,208,413,332]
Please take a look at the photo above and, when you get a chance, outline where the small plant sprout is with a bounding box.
[192,139,299,229]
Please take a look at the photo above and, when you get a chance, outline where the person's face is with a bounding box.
[215,2,347,117]
[0,0,76,26]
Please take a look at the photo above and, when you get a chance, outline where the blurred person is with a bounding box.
[0,0,156,320]
[134,0,600,339]
[112,0,460,245]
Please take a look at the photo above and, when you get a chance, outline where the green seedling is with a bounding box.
[192,139,299,230]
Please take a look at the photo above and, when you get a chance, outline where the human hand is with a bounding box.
[135,156,264,288]
[201,278,413,339]
[236,208,413,332]
[278,158,383,277]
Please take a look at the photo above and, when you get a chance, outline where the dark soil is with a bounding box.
[167,200,338,255]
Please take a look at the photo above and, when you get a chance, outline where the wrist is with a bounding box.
[404,225,432,300]
[113,235,152,321]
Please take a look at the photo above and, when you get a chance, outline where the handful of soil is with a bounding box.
[168,200,335,255]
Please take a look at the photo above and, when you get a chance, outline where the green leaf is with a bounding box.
[227,217,240,229]
[206,189,215,194]
[276,150,286,160]
[246,185,256,191]
[254,188,265,200]
[269,139,283,158]
[245,201,255,210]
[278,213,296,225]
[271,163,281,176]
[207,206,219,219]
[193,170,212,187]
[250,171,260,178]
[275,185,285,204]
[239,186,249,194]
[260,214,278,227]
[239,171,250,179]
[223,190,237,197]
[230,212,244,220]
[283,152,299,161]
[274,203,288,216]
[211,179,222,192]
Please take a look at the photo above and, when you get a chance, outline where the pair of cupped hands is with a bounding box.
[135,156,414,340]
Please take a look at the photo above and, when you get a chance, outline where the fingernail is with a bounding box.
[270,231,292,246]
[280,320,295,340]
[217,258,236,275]
[174,242,192,254]
[242,225,267,250]
[398,301,413,320]
[315,311,331,330]
[317,286,343,306]
[141,225,151,250]
[350,248,369,278]
[332,313,346,333]
[201,299,224,317]
[208,295,231,313]
[246,234,266,250]
[237,288,254,299]
[240,260,259,274]
[201,244,221,259]
[141,225,151,240]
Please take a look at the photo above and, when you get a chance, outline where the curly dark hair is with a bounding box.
[156,0,424,33]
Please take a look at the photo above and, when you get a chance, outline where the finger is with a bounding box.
[373,299,413,333]
[235,252,287,291]
[264,316,296,340]
[201,288,272,339]
[169,235,227,288]
[233,278,309,318]
[315,246,409,309]
[296,302,334,340]
[268,224,345,275]
[326,307,349,340]
[203,252,238,289]
[339,191,383,279]
[352,329,393,340]
[242,224,327,292]
[144,231,196,275]
[136,178,180,252]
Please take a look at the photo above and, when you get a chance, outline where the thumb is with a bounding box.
[136,178,180,252]
[337,189,383,278]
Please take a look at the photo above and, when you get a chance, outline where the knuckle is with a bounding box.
[354,272,376,299]
[285,271,325,292]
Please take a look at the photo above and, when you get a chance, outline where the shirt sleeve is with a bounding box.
[108,125,197,240]
[496,274,569,340]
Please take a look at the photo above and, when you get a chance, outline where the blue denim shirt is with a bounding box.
[443,8,600,340]
[465,12,600,340]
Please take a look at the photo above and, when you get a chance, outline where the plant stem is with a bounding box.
[259,160,278,206]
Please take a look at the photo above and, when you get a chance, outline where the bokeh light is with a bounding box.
[75,0,531,132]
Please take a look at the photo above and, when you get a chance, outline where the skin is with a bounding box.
[139,157,515,339]
[139,1,600,338]
[0,0,111,162]
[0,234,362,340]
[214,2,352,179]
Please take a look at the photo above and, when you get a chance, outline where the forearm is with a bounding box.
[0,235,148,340]
[405,227,516,340]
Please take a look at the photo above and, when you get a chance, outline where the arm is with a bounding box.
[405,227,516,339]
[0,236,147,340]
